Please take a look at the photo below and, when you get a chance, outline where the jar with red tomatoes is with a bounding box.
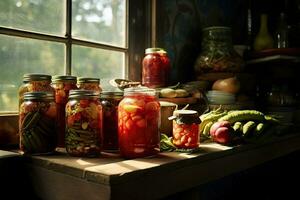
[18,73,54,109]
[118,87,160,158]
[100,91,123,152]
[142,48,171,88]
[77,77,102,92]
[65,90,102,157]
[52,75,78,147]
[171,110,201,149]
[19,92,57,154]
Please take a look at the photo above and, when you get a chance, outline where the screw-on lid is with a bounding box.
[23,73,52,82]
[124,86,156,96]
[145,48,167,54]
[24,91,54,100]
[69,89,99,98]
[52,75,77,82]
[169,109,201,124]
[100,90,124,98]
[77,77,100,83]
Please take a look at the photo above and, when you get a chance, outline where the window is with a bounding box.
[0,0,130,113]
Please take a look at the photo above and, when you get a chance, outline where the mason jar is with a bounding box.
[118,87,160,158]
[77,77,102,92]
[52,75,78,147]
[18,73,54,109]
[171,110,201,149]
[142,48,171,88]
[65,90,102,157]
[19,92,57,154]
[100,91,123,152]
[194,27,244,79]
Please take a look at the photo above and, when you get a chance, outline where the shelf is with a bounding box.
[245,48,300,65]
[2,134,299,200]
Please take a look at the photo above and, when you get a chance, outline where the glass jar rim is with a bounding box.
[202,26,231,32]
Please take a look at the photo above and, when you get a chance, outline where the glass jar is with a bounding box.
[52,75,78,147]
[77,77,102,92]
[118,87,160,158]
[18,73,54,109]
[100,91,123,152]
[142,48,171,88]
[65,90,102,157]
[19,92,57,154]
[171,110,201,149]
[194,27,244,78]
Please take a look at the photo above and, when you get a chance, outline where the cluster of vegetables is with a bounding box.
[200,108,280,145]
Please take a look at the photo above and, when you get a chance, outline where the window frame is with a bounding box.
[0,0,153,116]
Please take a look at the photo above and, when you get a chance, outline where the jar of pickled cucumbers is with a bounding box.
[19,92,57,154]
[65,90,102,157]
[18,74,54,109]
[77,77,102,92]
[52,75,78,147]
[118,87,160,158]
[171,110,201,149]
[100,91,123,152]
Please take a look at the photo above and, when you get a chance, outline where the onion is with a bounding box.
[212,77,240,94]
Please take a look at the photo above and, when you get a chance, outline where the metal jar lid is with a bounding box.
[77,77,100,83]
[69,89,99,99]
[24,92,54,101]
[52,75,77,83]
[169,110,201,124]
[145,47,167,54]
[23,73,52,82]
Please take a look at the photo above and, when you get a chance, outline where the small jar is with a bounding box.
[100,91,123,152]
[142,48,171,88]
[171,110,201,149]
[19,92,57,154]
[194,27,243,78]
[77,77,102,92]
[52,75,78,147]
[118,87,160,158]
[65,90,102,157]
[18,73,54,109]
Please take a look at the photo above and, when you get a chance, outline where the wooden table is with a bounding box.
[13,134,300,200]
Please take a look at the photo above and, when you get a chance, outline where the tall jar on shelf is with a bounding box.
[194,26,243,79]
[65,90,102,157]
[52,75,78,148]
[142,48,171,88]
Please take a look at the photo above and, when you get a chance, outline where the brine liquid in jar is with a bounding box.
[118,87,160,158]
[65,90,102,157]
[172,110,201,149]
[52,75,78,147]
[77,77,102,93]
[18,73,54,109]
[100,91,123,152]
[19,92,57,154]
[142,48,171,88]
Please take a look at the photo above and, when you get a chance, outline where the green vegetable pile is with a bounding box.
[199,107,280,144]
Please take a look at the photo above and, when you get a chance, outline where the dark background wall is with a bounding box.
[156,0,300,84]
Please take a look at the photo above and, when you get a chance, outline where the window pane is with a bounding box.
[0,35,65,112]
[72,0,126,47]
[72,45,125,90]
[0,0,65,35]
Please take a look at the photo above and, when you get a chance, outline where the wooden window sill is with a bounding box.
[1,134,299,200]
